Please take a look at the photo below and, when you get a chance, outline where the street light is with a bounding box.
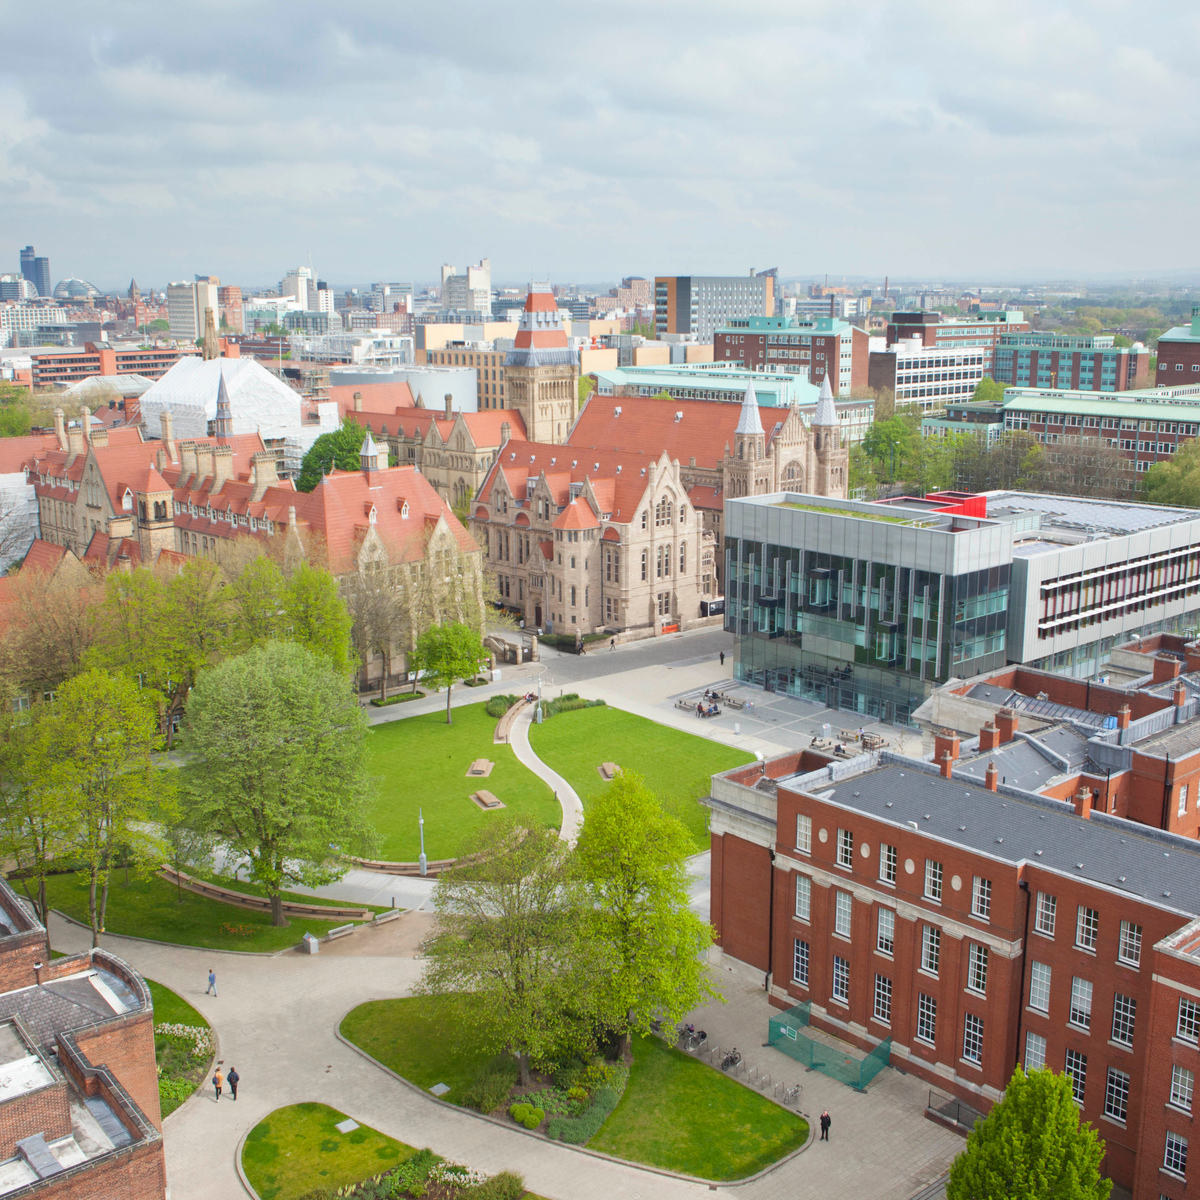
[418,808,427,877]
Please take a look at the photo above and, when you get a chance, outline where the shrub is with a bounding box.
[485,694,519,719]
[462,1171,526,1200]
[541,695,606,720]
[461,1059,518,1113]
[369,691,425,708]
[386,1148,439,1197]
[508,1102,544,1130]
[545,1063,629,1144]
[157,1075,194,1108]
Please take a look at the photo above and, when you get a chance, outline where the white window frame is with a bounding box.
[1103,1067,1129,1123]
[1065,1048,1087,1104]
[1035,891,1057,937]
[921,925,941,975]
[1171,1065,1194,1113]
[962,1013,984,1065]
[1118,920,1142,967]
[916,993,937,1045]
[1179,999,1200,1043]
[1069,977,1093,1031]
[971,875,991,920]
[1029,961,1051,1013]
[1075,906,1098,952]
[880,843,897,885]
[795,814,812,855]
[1164,1132,1188,1179]
[792,938,809,986]
[1024,1030,1046,1071]
[967,943,988,995]
[924,859,943,902]
[836,828,854,869]
[877,907,895,956]
[873,974,892,1023]
[1111,993,1136,1047]
[834,891,852,938]
[794,875,811,922]
[832,955,849,1003]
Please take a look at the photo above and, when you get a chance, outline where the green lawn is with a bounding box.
[43,871,358,953]
[340,994,486,1100]
[147,980,211,1117]
[590,1035,808,1179]
[242,1103,413,1200]
[341,997,807,1180]
[528,705,755,849]
[364,703,559,860]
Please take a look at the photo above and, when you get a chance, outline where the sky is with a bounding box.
[1,0,1196,291]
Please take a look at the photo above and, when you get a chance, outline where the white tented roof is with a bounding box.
[139,357,302,444]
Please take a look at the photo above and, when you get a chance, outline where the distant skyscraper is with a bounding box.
[654,271,776,341]
[441,259,492,317]
[167,276,220,341]
[19,245,51,297]
[281,267,313,310]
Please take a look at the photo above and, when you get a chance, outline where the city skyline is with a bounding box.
[1,1,1197,286]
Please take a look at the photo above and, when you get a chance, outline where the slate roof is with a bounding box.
[791,760,1200,917]
[957,725,1090,791]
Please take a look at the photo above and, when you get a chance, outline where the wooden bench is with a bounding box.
[471,790,504,810]
[466,758,494,777]
[598,762,620,781]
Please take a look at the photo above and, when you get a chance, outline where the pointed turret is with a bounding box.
[213,370,233,442]
[359,429,388,474]
[813,374,838,428]
[735,380,765,437]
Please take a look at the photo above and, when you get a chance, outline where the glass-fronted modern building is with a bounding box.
[726,491,1200,725]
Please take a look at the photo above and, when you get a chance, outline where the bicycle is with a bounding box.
[721,1048,742,1071]
[782,1082,802,1106]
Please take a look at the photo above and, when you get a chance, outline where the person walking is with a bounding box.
[609,637,615,650]
[227,1067,240,1102]
[212,1068,224,1102]
[205,969,218,997]
[719,650,725,666]
[819,1109,831,1141]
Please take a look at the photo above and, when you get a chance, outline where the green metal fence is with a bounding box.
[768,1002,892,1091]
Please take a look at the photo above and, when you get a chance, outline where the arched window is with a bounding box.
[680,541,687,573]
[655,497,673,527]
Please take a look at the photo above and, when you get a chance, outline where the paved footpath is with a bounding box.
[506,704,584,843]
[49,911,960,1200]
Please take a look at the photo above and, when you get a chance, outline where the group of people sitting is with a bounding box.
[696,698,721,718]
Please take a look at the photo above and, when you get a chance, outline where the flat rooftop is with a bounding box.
[985,490,1200,538]
[782,760,1200,917]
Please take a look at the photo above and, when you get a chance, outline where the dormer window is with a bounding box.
[121,488,134,512]
[400,501,410,519]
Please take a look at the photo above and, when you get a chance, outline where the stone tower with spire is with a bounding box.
[213,371,234,442]
[721,381,774,499]
[810,375,848,497]
[503,283,578,442]
[359,429,388,476]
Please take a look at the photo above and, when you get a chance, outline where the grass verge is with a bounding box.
[242,1102,412,1200]
[364,703,559,860]
[147,979,212,1117]
[589,1035,808,1179]
[528,705,755,849]
[43,871,356,953]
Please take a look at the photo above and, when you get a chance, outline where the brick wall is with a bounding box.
[15,1137,166,1200]
[710,832,771,971]
[0,1081,70,1159]
[73,1013,162,1132]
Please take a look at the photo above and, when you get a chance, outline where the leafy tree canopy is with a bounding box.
[295,417,365,493]
[971,377,1007,405]
[947,1068,1111,1200]
[1144,438,1200,508]
[411,621,486,723]
[181,640,375,924]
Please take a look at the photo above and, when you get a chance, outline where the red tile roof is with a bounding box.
[569,394,787,469]
[329,382,416,416]
[553,497,599,530]
[0,433,60,474]
[20,540,67,573]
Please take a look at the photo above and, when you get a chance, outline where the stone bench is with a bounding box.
[471,790,504,810]
[325,923,356,940]
[466,758,494,777]
[494,698,529,744]
[598,762,620,781]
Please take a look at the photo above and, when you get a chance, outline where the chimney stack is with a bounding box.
[934,729,960,767]
[353,391,363,412]
[1153,653,1182,684]
[996,707,1018,745]
[939,751,954,780]
[1175,680,1189,724]
[250,451,278,501]
[1073,785,1093,819]
[444,393,453,419]
[81,406,92,444]
[979,722,1001,752]
[160,410,177,460]
[212,444,234,489]
[53,408,67,451]
[179,441,199,484]
[984,762,999,792]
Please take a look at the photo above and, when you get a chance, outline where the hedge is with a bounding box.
[369,691,425,708]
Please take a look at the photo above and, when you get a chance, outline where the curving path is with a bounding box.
[506,706,584,844]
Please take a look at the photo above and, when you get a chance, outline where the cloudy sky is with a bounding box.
[1,0,1193,290]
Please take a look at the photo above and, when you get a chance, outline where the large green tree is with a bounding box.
[296,417,365,492]
[182,641,375,925]
[971,376,1007,405]
[410,621,486,723]
[1144,438,1200,508]
[25,670,166,945]
[574,772,717,1057]
[421,820,595,1084]
[947,1068,1111,1200]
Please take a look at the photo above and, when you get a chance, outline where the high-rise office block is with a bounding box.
[167,276,220,341]
[441,259,491,317]
[19,245,51,297]
[655,271,776,342]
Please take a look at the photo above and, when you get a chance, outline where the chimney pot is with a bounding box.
[984,762,999,792]
[996,707,1018,744]
[1073,785,1093,819]
[979,722,1001,752]
[939,751,954,779]
[1153,653,1182,684]
[1117,703,1131,729]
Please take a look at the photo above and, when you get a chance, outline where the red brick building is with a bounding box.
[713,315,870,397]
[0,877,165,1197]
[708,710,1200,1197]
[1157,310,1200,386]
[29,341,239,389]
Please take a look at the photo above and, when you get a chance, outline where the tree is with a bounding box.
[295,417,365,492]
[282,561,354,675]
[25,670,166,946]
[410,622,486,724]
[971,377,1007,405]
[182,641,375,925]
[947,1067,1110,1200]
[1144,438,1200,508]
[573,773,717,1057]
[578,375,595,405]
[0,404,32,439]
[421,820,595,1084]
[861,414,919,485]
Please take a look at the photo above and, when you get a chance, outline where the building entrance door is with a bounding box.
[535,604,543,628]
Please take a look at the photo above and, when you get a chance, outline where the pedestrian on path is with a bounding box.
[227,1067,239,1102]
[610,637,615,650]
[720,650,725,666]
[212,1069,224,1102]
[820,1110,831,1141]
[206,968,218,996]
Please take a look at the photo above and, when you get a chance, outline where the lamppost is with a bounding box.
[418,808,427,877]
